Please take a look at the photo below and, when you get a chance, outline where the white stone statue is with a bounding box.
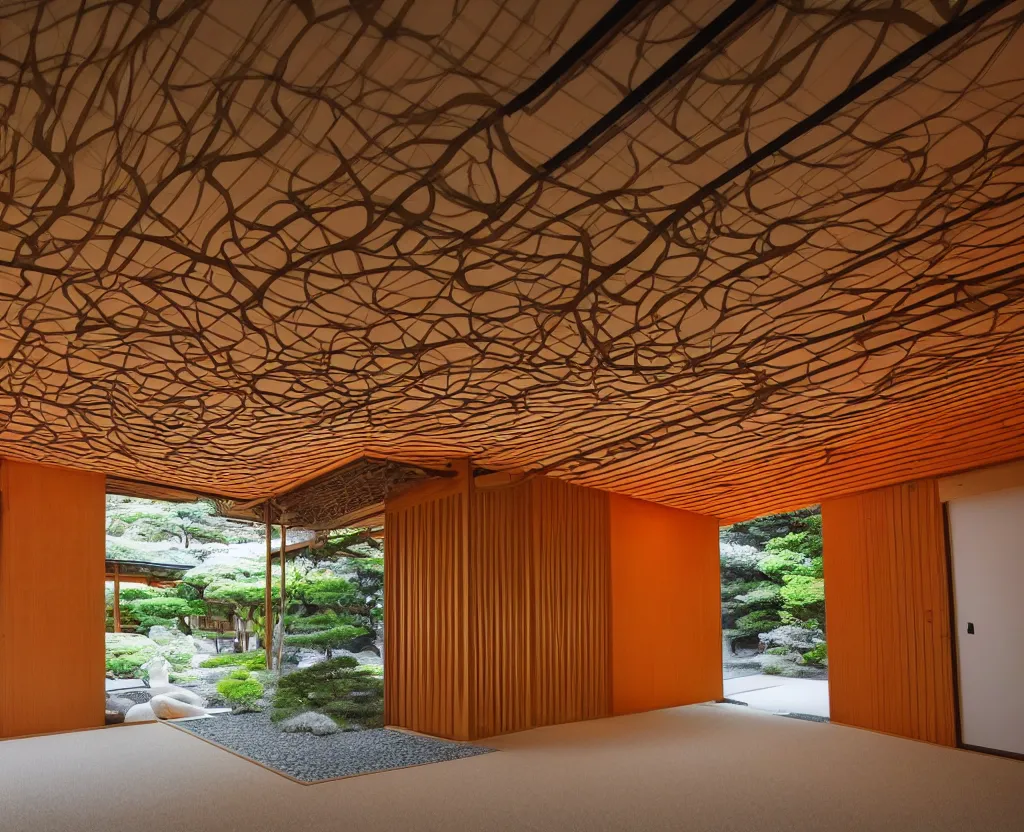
[143,656,172,688]
[141,655,210,712]
[149,695,208,720]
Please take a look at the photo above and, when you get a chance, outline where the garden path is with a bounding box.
[723,675,830,718]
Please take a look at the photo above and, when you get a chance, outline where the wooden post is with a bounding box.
[113,562,122,633]
[277,524,287,673]
[264,502,273,671]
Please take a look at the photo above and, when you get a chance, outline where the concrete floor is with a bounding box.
[724,674,831,718]
[2,703,1022,832]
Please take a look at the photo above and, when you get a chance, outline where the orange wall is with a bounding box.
[0,459,106,738]
[609,494,722,715]
[822,479,956,746]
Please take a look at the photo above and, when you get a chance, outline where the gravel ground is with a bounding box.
[177,711,495,782]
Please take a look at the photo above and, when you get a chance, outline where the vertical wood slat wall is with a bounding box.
[822,479,957,746]
[470,481,533,737]
[386,472,612,739]
[530,477,611,727]
[0,459,106,739]
[384,476,470,740]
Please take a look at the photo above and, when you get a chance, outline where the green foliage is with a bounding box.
[762,664,784,676]
[127,597,204,620]
[285,625,366,651]
[272,657,384,729]
[733,583,782,610]
[170,672,199,683]
[163,651,194,671]
[733,610,782,638]
[227,668,252,680]
[134,615,176,635]
[309,530,383,565]
[200,651,266,670]
[285,611,347,632]
[105,633,159,678]
[216,677,264,705]
[780,575,825,622]
[292,576,359,608]
[180,563,259,590]
[802,642,828,666]
[765,646,791,655]
[721,507,819,549]
[720,509,826,641]
[119,586,168,602]
[205,580,278,608]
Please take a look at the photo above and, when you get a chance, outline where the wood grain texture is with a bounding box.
[609,494,722,715]
[529,477,612,728]
[822,479,957,746]
[384,462,471,740]
[470,480,533,737]
[385,467,612,739]
[0,459,106,738]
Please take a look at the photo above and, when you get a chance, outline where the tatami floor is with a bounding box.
[2,704,1021,832]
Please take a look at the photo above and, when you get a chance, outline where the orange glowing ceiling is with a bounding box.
[1,0,1023,522]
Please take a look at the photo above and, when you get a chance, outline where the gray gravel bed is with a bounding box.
[177,710,495,782]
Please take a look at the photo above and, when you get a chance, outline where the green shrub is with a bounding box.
[292,576,359,608]
[763,664,784,676]
[802,642,828,666]
[200,651,266,670]
[227,668,251,680]
[272,657,384,729]
[734,610,782,638]
[119,586,168,602]
[216,677,264,705]
[765,646,790,655]
[170,672,199,683]
[285,624,366,653]
[105,633,160,678]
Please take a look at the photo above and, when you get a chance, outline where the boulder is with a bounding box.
[279,712,340,736]
[758,625,824,653]
[124,702,157,723]
[148,625,198,656]
[149,694,208,720]
[105,696,134,725]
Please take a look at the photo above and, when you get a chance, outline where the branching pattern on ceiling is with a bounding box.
[2,0,1023,520]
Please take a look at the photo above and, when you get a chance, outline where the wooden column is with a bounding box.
[277,524,287,672]
[113,562,122,633]
[385,465,618,740]
[264,502,273,670]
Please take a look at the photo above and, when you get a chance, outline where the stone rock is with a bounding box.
[124,702,156,723]
[279,712,340,736]
[148,625,198,656]
[149,694,208,720]
[105,696,134,725]
[149,685,206,708]
[343,633,379,654]
[758,625,824,653]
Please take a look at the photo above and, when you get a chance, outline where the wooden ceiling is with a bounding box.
[2,0,1023,522]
